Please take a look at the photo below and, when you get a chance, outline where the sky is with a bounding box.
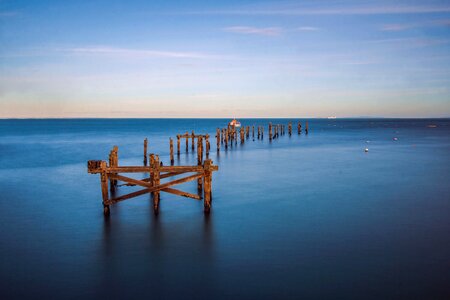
[0,0,450,118]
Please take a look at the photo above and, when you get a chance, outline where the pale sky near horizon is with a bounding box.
[1,0,450,118]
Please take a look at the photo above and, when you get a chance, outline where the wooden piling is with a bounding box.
[206,134,210,157]
[170,138,174,166]
[240,127,245,144]
[288,122,292,136]
[203,159,212,213]
[216,128,220,152]
[261,127,264,139]
[143,138,148,166]
[269,123,272,140]
[191,130,195,151]
[305,121,309,134]
[246,126,250,139]
[185,131,189,152]
[177,135,181,156]
[197,136,203,195]
[152,155,160,214]
[252,125,255,138]
[100,161,110,216]
[225,128,229,149]
[298,122,301,134]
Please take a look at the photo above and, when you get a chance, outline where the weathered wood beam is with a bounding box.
[162,187,202,200]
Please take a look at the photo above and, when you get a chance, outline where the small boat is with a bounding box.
[229,118,241,127]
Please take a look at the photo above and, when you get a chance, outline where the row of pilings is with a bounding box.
[141,120,309,167]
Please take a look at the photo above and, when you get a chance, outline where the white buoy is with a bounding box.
[364,148,369,152]
[393,137,398,141]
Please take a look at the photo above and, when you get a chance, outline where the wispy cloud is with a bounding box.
[63,46,225,59]
[381,19,450,31]
[187,4,450,16]
[381,24,416,31]
[296,26,320,31]
[0,11,19,17]
[367,37,449,47]
[223,26,282,36]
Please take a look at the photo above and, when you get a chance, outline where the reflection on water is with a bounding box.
[0,119,449,299]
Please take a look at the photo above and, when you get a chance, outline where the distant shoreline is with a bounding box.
[0,117,449,120]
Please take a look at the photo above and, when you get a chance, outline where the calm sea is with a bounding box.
[0,118,449,299]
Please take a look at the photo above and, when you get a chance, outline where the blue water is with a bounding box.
[0,118,449,299]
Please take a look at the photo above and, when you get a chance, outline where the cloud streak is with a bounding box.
[381,19,450,31]
[297,26,320,31]
[223,26,282,36]
[187,4,450,16]
[63,46,225,59]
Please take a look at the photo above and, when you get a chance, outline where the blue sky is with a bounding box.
[1,0,449,118]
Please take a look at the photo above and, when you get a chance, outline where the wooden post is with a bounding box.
[216,128,220,152]
[288,122,292,136]
[152,155,160,214]
[305,121,309,134]
[170,138,174,166]
[185,131,189,152]
[192,130,195,151]
[261,127,264,139]
[298,122,301,134]
[149,153,155,172]
[257,126,260,139]
[197,136,203,195]
[110,146,118,188]
[143,138,148,166]
[197,136,203,165]
[108,150,114,189]
[252,125,255,138]
[246,126,249,139]
[203,159,212,213]
[225,128,228,149]
[177,135,180,156]
[269,123,272,141]
[100,161,110,216]
[205,134,210,157]
[221,129,224,144]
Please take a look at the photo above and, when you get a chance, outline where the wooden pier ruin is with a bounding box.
[88,119,310,217]
[88,145,218,216]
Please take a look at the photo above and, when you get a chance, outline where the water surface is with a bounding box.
[0,118,449,299]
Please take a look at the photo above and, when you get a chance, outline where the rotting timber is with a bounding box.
[88,146,218,216]
[89,120,310,217]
